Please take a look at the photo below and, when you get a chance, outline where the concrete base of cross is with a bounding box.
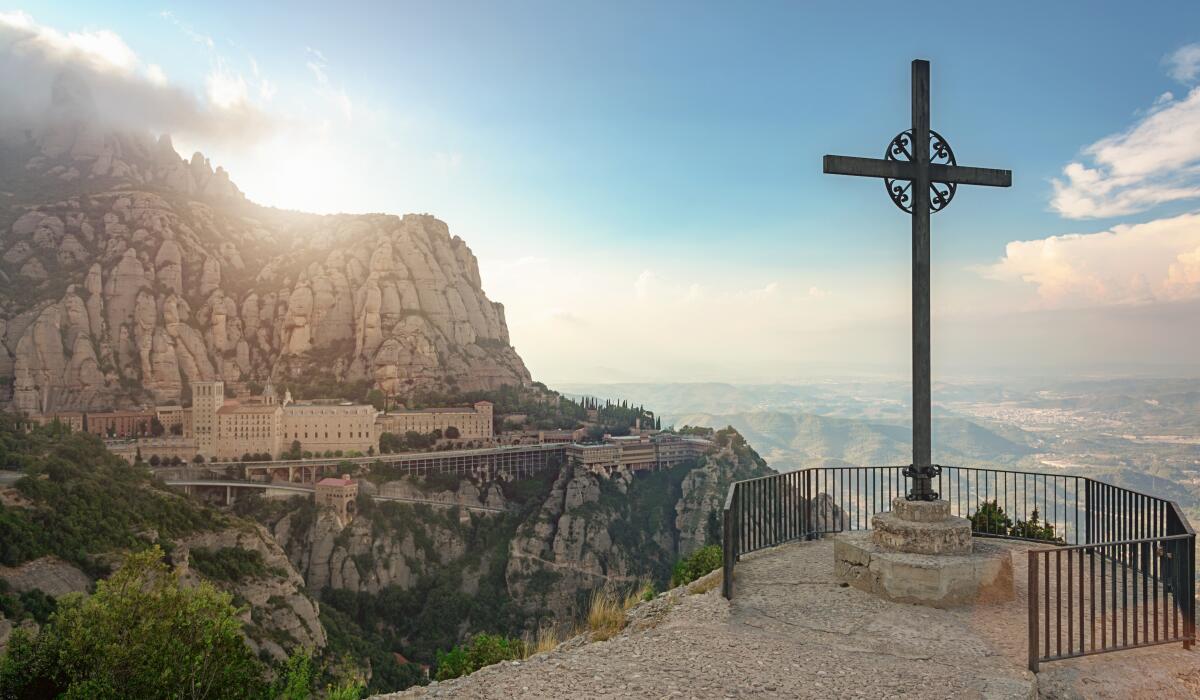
[832,497,1014,608]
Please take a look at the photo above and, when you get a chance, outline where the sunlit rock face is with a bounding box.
[0,77,530,411]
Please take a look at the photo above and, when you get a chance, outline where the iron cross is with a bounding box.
[823,59,1011,501]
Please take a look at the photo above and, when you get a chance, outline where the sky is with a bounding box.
[5,2,1200,383]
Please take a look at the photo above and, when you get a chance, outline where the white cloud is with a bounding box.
[1050,86,1200,219]
[145,63,167,86]
[0,11,274,145]
[205,68,248,109]
[1166,43,1200,83]
[980,211,1200,308]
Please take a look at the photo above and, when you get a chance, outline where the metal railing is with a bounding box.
[720,465,1196,670]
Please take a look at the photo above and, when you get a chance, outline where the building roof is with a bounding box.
[317,477,355,487]
[386,406,482,415]
[217,402,280,415]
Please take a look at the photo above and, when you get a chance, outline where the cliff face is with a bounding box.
[0,78,529,412]
[174,524,327,662]
[257,434,774,628]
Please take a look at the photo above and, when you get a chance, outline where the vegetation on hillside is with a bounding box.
[434,633,524,681]
[670,545,722,587]
[189,546,285,582]
[0,414,223,575]
[0,547,265,699]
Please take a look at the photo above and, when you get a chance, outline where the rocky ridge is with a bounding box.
[0,75,529,412]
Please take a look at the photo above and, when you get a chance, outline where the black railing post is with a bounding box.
[1187,533,1196,650]
[1028,550,1040,673]
[722,487,733,599]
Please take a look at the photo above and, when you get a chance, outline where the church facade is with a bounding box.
[191,380,377,461]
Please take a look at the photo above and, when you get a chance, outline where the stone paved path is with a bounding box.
[377,539,1198,699]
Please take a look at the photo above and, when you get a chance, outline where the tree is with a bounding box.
[290,440,302,459]
[968,500,1012,536]
[150,417,165,438]
[1011,508,1062,542]
[148,454,161,467]
[193,454,205,464]
[445,426,460,440]
[0,546,265,698]
[366,389,386,411]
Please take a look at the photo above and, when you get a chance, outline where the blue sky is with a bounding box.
[8,2,1200,381]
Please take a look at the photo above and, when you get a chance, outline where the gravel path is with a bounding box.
[375,539,1198,699]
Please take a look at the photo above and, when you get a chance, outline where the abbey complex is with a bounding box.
[30,380,494,463]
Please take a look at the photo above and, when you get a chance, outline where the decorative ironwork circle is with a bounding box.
[883,129,958,214]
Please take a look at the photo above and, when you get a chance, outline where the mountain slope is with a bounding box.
[674,410,1035,470]
[0,74,529,412]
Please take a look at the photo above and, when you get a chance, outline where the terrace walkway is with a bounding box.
[389,539,1199,699]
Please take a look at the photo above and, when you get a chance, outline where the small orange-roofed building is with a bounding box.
[315,473,358,520]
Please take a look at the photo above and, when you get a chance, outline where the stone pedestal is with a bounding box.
[833,497,1013,608]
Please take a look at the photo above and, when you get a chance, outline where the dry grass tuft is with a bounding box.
[687,569,723,595]
[586,588,626,641]
[623,580,654,611]
[523,625,563,658]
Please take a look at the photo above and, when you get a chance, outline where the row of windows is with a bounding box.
[290,432,367,439]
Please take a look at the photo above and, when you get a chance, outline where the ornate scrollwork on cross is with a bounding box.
[883,130,958,214]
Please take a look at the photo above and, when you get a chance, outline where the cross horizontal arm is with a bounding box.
[823,155,915,180]
[930,164,1011,187]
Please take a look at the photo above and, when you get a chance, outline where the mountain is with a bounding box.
[672,410,1036,471]
[0,73,529,412]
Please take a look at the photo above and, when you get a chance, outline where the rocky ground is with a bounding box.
[374,539,1199,699]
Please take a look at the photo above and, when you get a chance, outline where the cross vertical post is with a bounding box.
[910,59,933,499]
[822,58,1011,501]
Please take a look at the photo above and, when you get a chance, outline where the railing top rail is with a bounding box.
[721,464,1194,540]
[1167,500,1197,536]
[1027,532,1194,553]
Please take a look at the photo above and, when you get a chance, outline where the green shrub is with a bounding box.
[670,544,722,587]
[434,633,523,681]
[0,547,265,699]
[189,547,279,582]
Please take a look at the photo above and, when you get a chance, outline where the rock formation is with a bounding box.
[0,76,530,412]
[175,524,327,661]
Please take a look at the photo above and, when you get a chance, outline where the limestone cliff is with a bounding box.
[252,430,774,632]
[175,524,327,662]
[0,76,529,412]
[505,431,773,621]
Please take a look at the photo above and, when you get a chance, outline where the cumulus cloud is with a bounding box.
[0,11,273,146]
[1050,86,1200,219]
[980,212,1200,308]
[1166,43,1200,84]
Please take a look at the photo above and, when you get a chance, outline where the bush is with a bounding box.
[434,633,523,681]
[670,545,722,587]
[0,547,265,698]
[189,547,277,582]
